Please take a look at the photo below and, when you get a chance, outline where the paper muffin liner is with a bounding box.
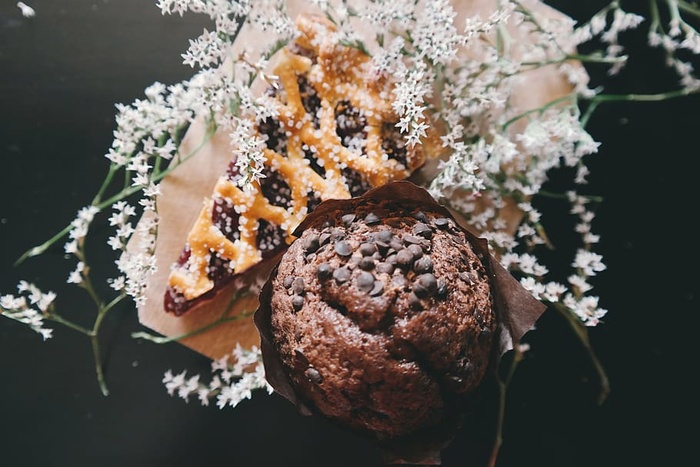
[254,180,546,464]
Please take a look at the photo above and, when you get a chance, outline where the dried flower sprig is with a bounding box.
[163,344,272,408]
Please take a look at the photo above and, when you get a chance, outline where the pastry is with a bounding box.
[164,14,434,315]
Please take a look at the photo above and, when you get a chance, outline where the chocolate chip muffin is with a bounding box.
[264,196,497,445]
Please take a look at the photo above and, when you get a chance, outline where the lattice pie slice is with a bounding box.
[165,14,436,315]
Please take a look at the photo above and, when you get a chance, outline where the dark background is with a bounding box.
[0,1,695,466]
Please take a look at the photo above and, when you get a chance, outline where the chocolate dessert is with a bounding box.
[256,182,516,464]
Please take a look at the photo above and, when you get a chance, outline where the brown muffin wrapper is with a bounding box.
[254,180,546,464]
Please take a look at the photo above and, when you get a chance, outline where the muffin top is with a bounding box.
[268,199,497,439]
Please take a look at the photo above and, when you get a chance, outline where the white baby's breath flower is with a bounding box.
[572,250,607,277]
[1,283,55,340]
[17,2,35,18]
[563,294,608,326]
[163,345,269,408]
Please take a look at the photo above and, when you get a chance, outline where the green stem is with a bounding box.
[501,94,576,130]
[92,164,120,205]
[489,349,523,467]
[581,88,698,126]
[131,311,253,344]
[133,290,254,344]
[14,225,71,266]
[88,295,125,397]
[15,119,217,266]
[553,302,610,405]
[677,0,700,18]
[589,88,697,103]
[91,329,109,396]
[521,53,626,68]
[47,313,92,336]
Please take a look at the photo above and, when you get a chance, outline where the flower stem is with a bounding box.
[677,0,700,18]
[14,119,217,266]
[581,88,699,127]
[132,290,254,344]
[47,313,92,336]
[489,349,523,467]
[14,225,71,266]
[91,329,109,396]
[553,302,610,405]
[131,311,252,344]
[501,94,577,130]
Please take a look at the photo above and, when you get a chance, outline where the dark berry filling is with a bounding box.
[256,219,287,258]
[381,121,408,167]
[335,100,366,148]
[298,75,321,127]
[212,197,240,243]
[259,169,293,209]
[258,116,287,155]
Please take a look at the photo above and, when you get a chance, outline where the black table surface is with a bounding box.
[1,2,696,466]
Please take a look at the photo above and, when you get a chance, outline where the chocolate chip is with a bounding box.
[303,234,320,253]
[396,249,414,268]
[292,295,304,311]
[403,234,423,245]
[374,230,393,244]
[365,212,381,225]
[359,242,377,256]
[435,217,450,229]
[359,256,375,271]
[412,211,427,222]
[413,256,433,274]
[292,277,305,295]
[437,278,448,298]
[305,367,323,384]
[356,271,375,292]
[341,213,356,227]
[415,273,438,297]
[369,280,384,296]
[330,227,346,241]
[317,263,333,280]
[412,222,433,239]
[413,279,429,298]
[389,237,404,251]
[333,266,351,283]
[283,276,294,288]
[376,262,394,274]
[407,243,423,259]
[334,240,353,256]
[319,232,331,246]
[408,292,423,310]
[392,275,406,288]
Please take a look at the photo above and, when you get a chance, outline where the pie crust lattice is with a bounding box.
[165,14,434,315]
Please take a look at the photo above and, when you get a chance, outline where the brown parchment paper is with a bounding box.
[136,0,581,360]
[254,181,547,464]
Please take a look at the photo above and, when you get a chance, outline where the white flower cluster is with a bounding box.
[0,281,55,340]
[64,206,100,286]
[111,200,159,307]
[16,2,35,18]
[162,344,272,408]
